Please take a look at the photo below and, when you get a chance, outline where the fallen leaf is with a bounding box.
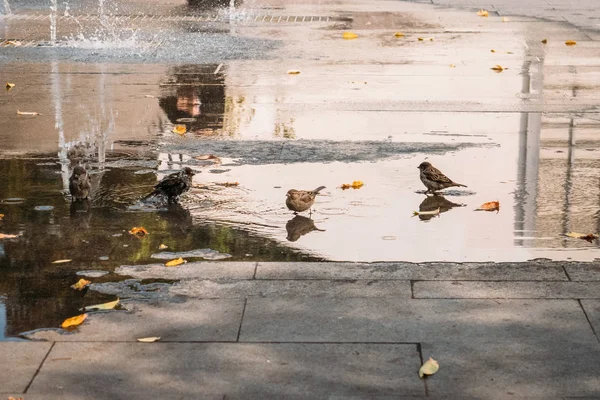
[342,32,358,40]
[61,314,87,329]
[477,9,489,17]
[8,397,24,400]
[6,82,15,91]
[129,226,148,237]
[4,40,22,46]
[194,154,221,163]
[52,259,72,264]
[340,184,351,190]
[71,278,91,290]
[0,233,18,239]
[541,39,548,44]
[0,214,3,220]
[419,357,439,378]
[449,64,456,68]
[418,37,434,41]
[565,40,577,46]
[286,69,301,75]
[491,65,504,72]
[85,298,119,311]
[490,49,496,53]
[394,32,405,38]
[137,336,161,343]
[159,244,169,250]
[351,180,364,189]
[173,125,187,135]
[506,51,514,54]
[17,110,40,116]
[566,232,598,242]
[475,201,500,212]
[412,208,441,217]
[216,182,239,187]
[165,257,185,267]
[501,17,509,22]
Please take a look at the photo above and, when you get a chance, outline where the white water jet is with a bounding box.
[50,0,57,43]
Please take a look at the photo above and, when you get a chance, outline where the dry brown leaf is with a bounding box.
[491,65,504,72]
[490,49,496,53]
[159,244,169,250]
[4,40,22,46]
[71,278,91,290]
[565,40,577,46]
[52,259,72,264]
[0,233,18,239]
[475,201,500,212]
[17,110,40,116]
[419,357,439,378]
[477,9,489,17]
[216,182,239,187]
[286,69,301,75]
[541,39,548,44]
[6,82,15,91]
[0,214,4,220]
[165,257,185,267]
[418,37,433,41]
[394,32,405,38]
[566,232,598,242]
[173,125,187,135]
[129,226,148,237]
[137,336,161,342]
[342,32,358,40]
[61,314,87,329]
[85,298,119,311]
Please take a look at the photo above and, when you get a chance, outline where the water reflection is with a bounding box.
[417,195,465,222]
[286,215,324,242]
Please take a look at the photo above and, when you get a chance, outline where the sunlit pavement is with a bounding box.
[1,0,600,398]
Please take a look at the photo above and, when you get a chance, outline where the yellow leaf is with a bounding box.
[419,357,439,378]
[159,244,169,250]
[52,259,72,264]
[412,208,440,217]
[137,336,161,342]
[165,257,185,267]
[418,37,433,41]
[61,313,87,328]
[449,64,456,68]
[490,49,496,53]
[351,180,364,189]
[342,32,358,40]
[394,32,405,38]
[5,82,15,91]
[85,298,119,311]
[541,39,548,44]
[566,232,598,242]
[565,40,577,46]
[501,17,509,22]
[475,201,500,212]
[173,125,187,135]
[71,279,92,290]
[17,110,40,116]
[477,9,489,17]
[0,213,4,220]
[491,65,504,72]
[129,226,148,237]
[0,233,18,239]
[286,69,301,75]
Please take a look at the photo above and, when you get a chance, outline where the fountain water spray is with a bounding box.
[50,0,57,43]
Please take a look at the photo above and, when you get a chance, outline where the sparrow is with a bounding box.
[417,194,465,221]
[286,186,326,214]
[417,162,466,193]
[69,165,91,201]
[144,167,195,204]
[286,215,325,242]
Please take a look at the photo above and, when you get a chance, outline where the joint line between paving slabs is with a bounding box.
[416,343,428,396]
[252,262,258,279]
[410,280,415,299]
[24,341,55,393]
[578,299,600,343]
[562,266,572,281]
[236,298,248,342]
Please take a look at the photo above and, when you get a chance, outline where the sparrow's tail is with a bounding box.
[454,183,467,188]
[312,186,326,194]
[141,189,160,201]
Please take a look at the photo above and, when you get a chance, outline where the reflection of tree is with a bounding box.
[274,119,296,140]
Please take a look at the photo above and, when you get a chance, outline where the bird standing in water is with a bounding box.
[69,165,91,201]
[144,167,196,204]
[286,186,326,214]
[417,162,466,194]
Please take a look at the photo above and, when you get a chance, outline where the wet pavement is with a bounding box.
[0,0,600,395]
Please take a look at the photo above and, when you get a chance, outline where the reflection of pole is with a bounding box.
[561,118,576,244]
[52,61,69,191]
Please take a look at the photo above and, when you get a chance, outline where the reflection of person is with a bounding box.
[417,195,464,221]
[286,215,324,242]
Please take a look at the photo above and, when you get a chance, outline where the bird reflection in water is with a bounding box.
[286,215,325,242]
[417,194,465,221]
[69,199,91,230]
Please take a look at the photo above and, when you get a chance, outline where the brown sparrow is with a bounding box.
[69,165,91,201]
[143,167,195,204]
[286,186,325,214]
[417,194,465,221]
[418,162,466,193]
[286,215,325,242]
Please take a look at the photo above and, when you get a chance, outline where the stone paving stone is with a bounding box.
[565,264,600,281]
[255,262,568,281]
[27,342,424,399]
[116,261,256,280]
[0,342,52,393]
[24,299,244,342]
[413,281,600,299]
[241,298,600,398]
[170,279,412,298]
[581,301,600,342]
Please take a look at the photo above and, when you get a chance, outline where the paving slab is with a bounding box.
[413,281,600,298]
[170,279,412,298]
[116,261,256,280]
[27,342,424,399]
[240,298,600,398]
[24,299,244,342]
[565,264,600,281]
[255,262,569,281]
[0,342,52,393]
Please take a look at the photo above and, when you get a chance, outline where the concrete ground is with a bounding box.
[2,0,600,398]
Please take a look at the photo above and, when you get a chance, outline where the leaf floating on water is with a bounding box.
[475,201,500,212]
[566,232,598,242]
[165,257,185,267]
[0,213,4,220]
[418,37,433,41]
[490,49,496,53]
[286,69,301,75]
[565,40,577,46]
[342,32,358,40]
[17,110,40,116]
[491,65,505,72]
[394,32,405,38]
[412,208,440,217]
[159,244,169,250]
[6,82,15,91]
[52,259,72,264]
[501,17,509,22]
[71,278,91,290]
[0,233,18,239]
[137,336,161,343]
[216,182,240,187]
[541,39,548,44]
[449,64,456,68]
[419,357,439,378]
[340,181,364,190]
[85,298,119,311]
[129,227,148,237]
[61,314,87,329]
[477,9,489,17]
[173,125,187,135]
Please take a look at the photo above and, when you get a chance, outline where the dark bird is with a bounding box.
[417,162,466,194]
[286,215,325,242]
[286,186,326,214]
[144,167,196,204]
[69,165,91,201]
[417,194,465,221]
